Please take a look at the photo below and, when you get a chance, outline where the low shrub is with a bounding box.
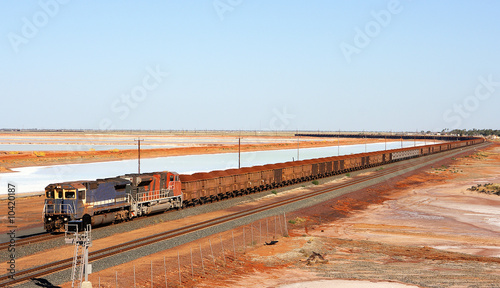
[33,151,45,157]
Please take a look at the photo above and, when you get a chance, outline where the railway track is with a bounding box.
[0,233,57,251]
[1,142,488,287]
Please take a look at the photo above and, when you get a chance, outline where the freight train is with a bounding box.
[43,138,484,232]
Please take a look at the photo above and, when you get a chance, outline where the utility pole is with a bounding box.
[135,138,144,174]
[364,130,367,153]
[337,129,340,156]
[238,137,241,169]
[297,135,300,161]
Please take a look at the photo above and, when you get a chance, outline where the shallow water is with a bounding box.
[0,136,313,151]
[0,143,179,151]
[0,141,425,194]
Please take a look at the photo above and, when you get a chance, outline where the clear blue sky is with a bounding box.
[1,1,499,132]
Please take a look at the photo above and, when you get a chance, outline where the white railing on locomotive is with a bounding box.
[43,202,76,215]
[86,194,127,206]
[135,189,174,203]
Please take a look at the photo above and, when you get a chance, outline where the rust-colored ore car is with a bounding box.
[178,138,484,206]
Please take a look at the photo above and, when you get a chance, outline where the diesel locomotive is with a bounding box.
[43,171,182,232]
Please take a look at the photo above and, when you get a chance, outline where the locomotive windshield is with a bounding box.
[45,190,54,198]
[78,190,86,200]
[56,188,63,199]
[65,191,76,199]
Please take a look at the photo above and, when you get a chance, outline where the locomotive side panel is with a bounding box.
[82,178,131,227]
[86,180,129,213]
[136,174,159,202]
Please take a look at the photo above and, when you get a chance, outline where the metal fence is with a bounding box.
[87,212,289,288]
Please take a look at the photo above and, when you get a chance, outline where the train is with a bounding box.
[43,137,484,232]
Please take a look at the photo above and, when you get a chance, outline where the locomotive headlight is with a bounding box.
[63,217,68,222]
[48,217,52,221]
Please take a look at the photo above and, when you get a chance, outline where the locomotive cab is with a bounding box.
[168,172,182,197]
[43,182,86,232]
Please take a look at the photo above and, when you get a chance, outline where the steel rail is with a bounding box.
[0,233,57,251]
